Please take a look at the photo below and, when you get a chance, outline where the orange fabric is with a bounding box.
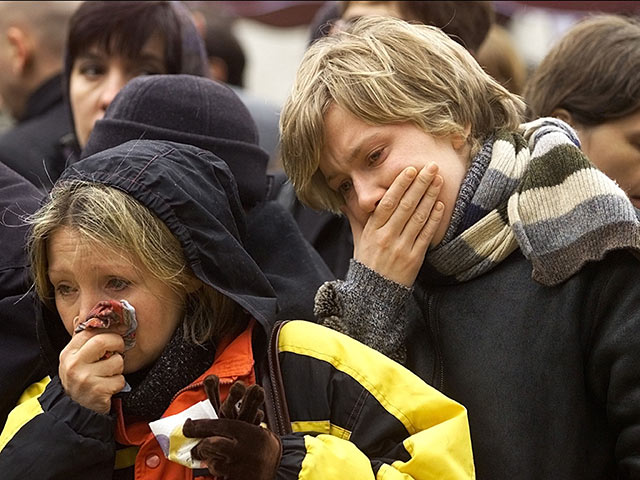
[114,321,257,480]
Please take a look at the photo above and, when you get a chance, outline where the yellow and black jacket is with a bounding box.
[0,141,474,479]
[1,319,474,479]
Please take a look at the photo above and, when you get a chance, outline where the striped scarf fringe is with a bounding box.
[426,118,640,286]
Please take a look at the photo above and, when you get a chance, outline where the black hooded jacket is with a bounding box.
[38,140,279,372]
[0,164,47,430]
[81,74,334,322]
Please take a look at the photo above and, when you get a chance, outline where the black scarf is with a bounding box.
[120,326,215,421]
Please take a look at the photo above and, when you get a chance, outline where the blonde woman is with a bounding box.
[0,139,474,479]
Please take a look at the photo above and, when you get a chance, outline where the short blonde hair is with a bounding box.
[29,181,238,345]
[280,15,524,212]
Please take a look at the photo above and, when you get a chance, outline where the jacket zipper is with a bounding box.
[170,381,205,405]
[169,377,235,406]
[426,291,445,390]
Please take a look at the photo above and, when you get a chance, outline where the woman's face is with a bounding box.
[575,109,640,209]
[335,1,404,31]
[47,226,184,374]
[320,104,470,245]
[69,34,167,147]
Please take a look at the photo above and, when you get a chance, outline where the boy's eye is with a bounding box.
[367,149,384,165]
[107,278,131,291]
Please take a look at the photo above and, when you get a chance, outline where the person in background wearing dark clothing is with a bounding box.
[524,14,640,209]
[188,1,282,170]
[278,0,495,278]
[80,74,334,322]
[0,1,78,191]
[193,7,246,88]
[60,0,208,176]
[280,16,640,478]
[0,164,47,430]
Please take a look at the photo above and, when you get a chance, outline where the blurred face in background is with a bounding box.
[575,109,640,209]
[69,34,166,147]
[334,1,403,31]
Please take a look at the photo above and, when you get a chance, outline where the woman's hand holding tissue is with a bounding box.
[182,375,282,480]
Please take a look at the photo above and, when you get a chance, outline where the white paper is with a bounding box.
[149,399,218,468]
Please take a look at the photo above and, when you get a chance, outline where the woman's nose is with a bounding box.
[98,69,128,112]
[76,293,105,326]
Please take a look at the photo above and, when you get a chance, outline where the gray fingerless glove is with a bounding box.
[314,259,412,364]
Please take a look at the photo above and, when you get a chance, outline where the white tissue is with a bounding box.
[149,399,218,468]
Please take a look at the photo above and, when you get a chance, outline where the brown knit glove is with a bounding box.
[183,375,282,480]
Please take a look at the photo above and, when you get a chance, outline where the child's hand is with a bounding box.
[59,329,126,414]
[344,163,444,287]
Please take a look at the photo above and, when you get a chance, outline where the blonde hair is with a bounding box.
[280,15,524,212]
[29,181,238,345]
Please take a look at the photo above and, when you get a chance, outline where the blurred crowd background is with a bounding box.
[185,0,640,106]
[1,0,639,133]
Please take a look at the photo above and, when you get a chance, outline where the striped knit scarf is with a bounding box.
[426,118,640,285]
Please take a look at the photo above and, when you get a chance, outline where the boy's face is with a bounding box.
[47,226,184,374]
[575,109,640,209]
[320,104,470,246]
[69,33,167,147]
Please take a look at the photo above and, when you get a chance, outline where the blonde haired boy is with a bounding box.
[281,16,640,479]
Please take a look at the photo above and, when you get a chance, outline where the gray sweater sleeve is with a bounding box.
[313,259,412,364]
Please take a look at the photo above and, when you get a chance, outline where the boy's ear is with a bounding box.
[451,124,472,151]
[551,108,574,126]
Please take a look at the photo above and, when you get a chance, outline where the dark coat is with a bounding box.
[405,248,640,479]
[0,74,73,191]
[274,174,353,279]
[0,163,47,429]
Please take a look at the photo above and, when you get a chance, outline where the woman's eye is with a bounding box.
[77,62,105,78]
[107,278,131,291]
[55,284,76,297]
[133,62,167,77]
[338,180,353,195]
